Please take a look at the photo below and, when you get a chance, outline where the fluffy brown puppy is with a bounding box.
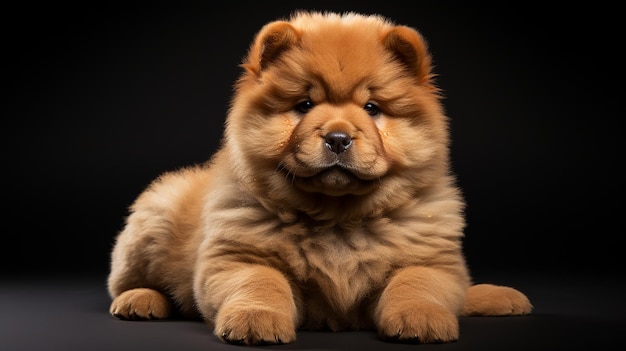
[107,11,532,345]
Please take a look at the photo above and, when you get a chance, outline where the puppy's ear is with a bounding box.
[382,26,434,86]
[242,21,300,76]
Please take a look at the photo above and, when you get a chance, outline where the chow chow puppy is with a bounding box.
[107,11,532,345]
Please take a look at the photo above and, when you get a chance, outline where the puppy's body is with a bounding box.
[108,11,532,345]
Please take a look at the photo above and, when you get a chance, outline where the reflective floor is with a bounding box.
[1,273,623,351]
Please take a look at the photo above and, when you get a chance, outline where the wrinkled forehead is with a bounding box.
[287,24,393,101]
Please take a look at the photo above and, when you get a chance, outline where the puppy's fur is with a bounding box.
[107,11,532,345]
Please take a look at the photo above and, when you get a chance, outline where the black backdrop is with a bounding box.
[2,1,621,281]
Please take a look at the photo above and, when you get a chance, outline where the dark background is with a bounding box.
[2,1,621,282]
[2,2,624,350]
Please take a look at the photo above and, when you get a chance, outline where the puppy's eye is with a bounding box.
[295,100,314,114]
[364,102,381,117]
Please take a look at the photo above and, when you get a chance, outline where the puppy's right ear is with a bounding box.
[242,21,300,76]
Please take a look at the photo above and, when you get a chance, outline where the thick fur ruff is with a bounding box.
[107,11,532,345]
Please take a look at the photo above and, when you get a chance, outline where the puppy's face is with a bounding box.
[226,13,449,204]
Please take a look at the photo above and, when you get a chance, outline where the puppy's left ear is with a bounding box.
[242,21,300,76]
[382,26,434,85]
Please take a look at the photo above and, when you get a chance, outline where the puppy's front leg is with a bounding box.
[194,263,298,345]
[374,266,468,344]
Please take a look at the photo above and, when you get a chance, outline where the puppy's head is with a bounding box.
[225,11,451,218]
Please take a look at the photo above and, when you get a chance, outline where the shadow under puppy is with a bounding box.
[107,11,533,345]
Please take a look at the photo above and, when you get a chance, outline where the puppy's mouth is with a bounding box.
[288,164,379,196]
[314,165,359,186]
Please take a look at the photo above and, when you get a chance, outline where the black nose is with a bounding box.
[324,131,352,154]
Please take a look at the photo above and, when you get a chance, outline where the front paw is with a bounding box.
[215,305,296,345]
[377,301,459,344]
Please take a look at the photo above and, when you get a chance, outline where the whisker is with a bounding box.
[276,161,296,185]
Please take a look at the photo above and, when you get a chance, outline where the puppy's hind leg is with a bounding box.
[106,205,178,321]
[109,288,172,320]
[461,284,533,316]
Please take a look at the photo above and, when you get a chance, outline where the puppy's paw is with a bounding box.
[109,288,172,320]
[215,305,296,345]
[377,301,459,344]
[461,283,533,316]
